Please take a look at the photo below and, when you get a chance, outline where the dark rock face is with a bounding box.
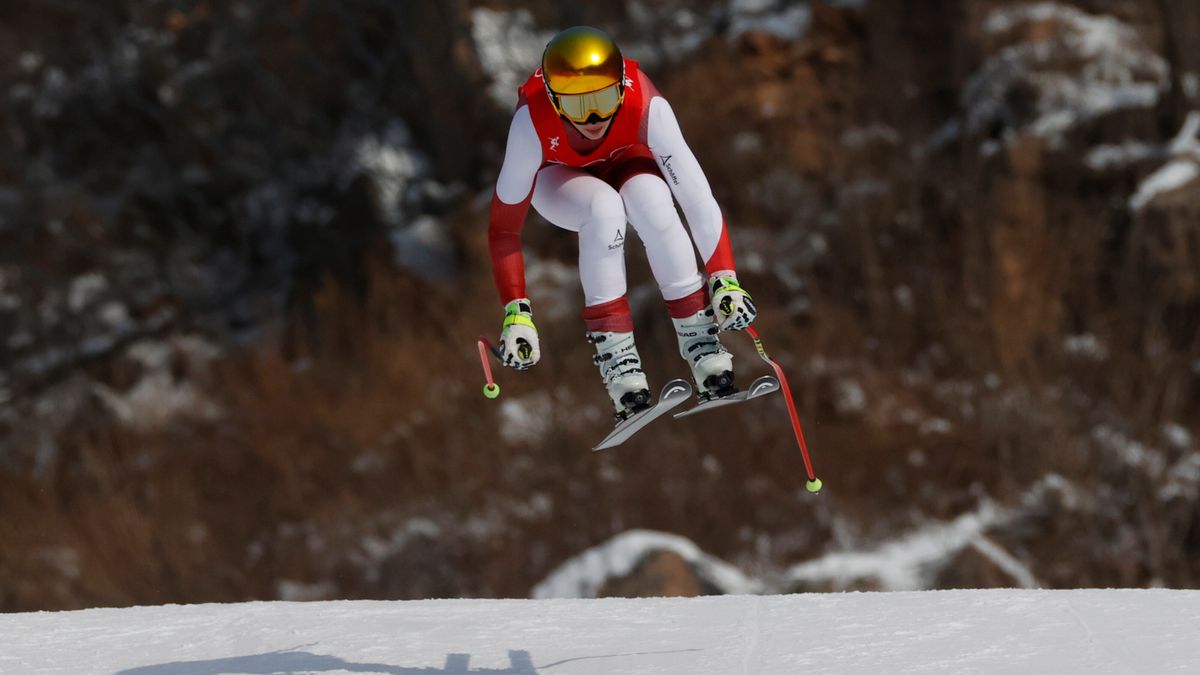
[597,550,716,598]
[0,0,1198,609]
[933,540,1027,590]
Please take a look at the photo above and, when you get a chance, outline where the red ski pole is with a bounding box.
[477,336,501,399]
[745,326,822,493]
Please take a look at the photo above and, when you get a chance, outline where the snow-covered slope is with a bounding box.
[2,590,1197,674]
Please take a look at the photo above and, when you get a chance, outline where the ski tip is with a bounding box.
[662,379,691,397]
[748,376,780,398]
[591,436,622,452]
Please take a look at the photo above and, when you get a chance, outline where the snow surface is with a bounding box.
[3,591,1199,673]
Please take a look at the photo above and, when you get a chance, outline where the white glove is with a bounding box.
[709,273,757,331]
[499,298,541,370]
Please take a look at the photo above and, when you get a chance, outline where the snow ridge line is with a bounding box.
[531,530,763,599]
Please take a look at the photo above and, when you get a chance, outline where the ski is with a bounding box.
[672,375,779,419]
[592,379,692,451]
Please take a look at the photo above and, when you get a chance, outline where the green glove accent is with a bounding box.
[710,274,758,331]
[503,299,537,330]
[503,314,537,329]
[711,275,752,299]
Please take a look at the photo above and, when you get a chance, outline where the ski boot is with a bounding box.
[672,308,736,400]
[587,330,652,421]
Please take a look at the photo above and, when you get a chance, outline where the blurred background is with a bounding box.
[1,0,1198,612]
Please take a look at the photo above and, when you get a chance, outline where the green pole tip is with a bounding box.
[483,383,501,399]
[806,478,822,493]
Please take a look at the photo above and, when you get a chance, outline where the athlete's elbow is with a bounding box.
[678,193,720,217]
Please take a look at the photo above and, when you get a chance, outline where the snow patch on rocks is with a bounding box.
[1129,159,1200,211]
[390,215,454,277]
[498,391,555,445]
[348,121,431,227]
[1160,454,1200,502]
[532,529,763,599]
[350,518,443,584]
[624,3,712,66]
[786,476,1071,590]
[344,121,459,276]
[1162,423,1193,450]
[92,336,223,431]
[470,8,553,109]
[964,3,1168,145]
[834,378,867,416]
[275,580,337,602]
[788,500,1005,590]
[67,274,108,313]
[524,257,580,322]
[1092,426,1167,478]
[729,0,812,42]
[1085,140,1162,171]
[1063,333,1109,361]
[1087,111,1200,175]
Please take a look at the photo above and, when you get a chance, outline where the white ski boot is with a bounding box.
[587,330,652,420]
[672,308,735,400]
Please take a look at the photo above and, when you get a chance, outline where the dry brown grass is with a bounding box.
[2,193,1197,610]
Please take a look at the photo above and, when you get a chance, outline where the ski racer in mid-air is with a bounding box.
[488,25,758,420]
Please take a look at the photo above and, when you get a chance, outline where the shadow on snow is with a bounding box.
[115,646,704,674]
[116,648,539,675]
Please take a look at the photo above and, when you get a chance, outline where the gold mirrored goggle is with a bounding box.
[551,83,624,124]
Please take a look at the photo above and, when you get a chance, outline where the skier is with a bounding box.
[489,26,758,420]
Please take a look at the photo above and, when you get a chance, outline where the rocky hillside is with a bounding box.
[0,0,1197,610]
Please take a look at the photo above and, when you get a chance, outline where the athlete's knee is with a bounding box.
[620,174,676,230]
[587,187,626,224]
[578,188,627,250]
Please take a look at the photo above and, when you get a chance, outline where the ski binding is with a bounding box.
[673,375,779,419]
[592,378,692,451]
